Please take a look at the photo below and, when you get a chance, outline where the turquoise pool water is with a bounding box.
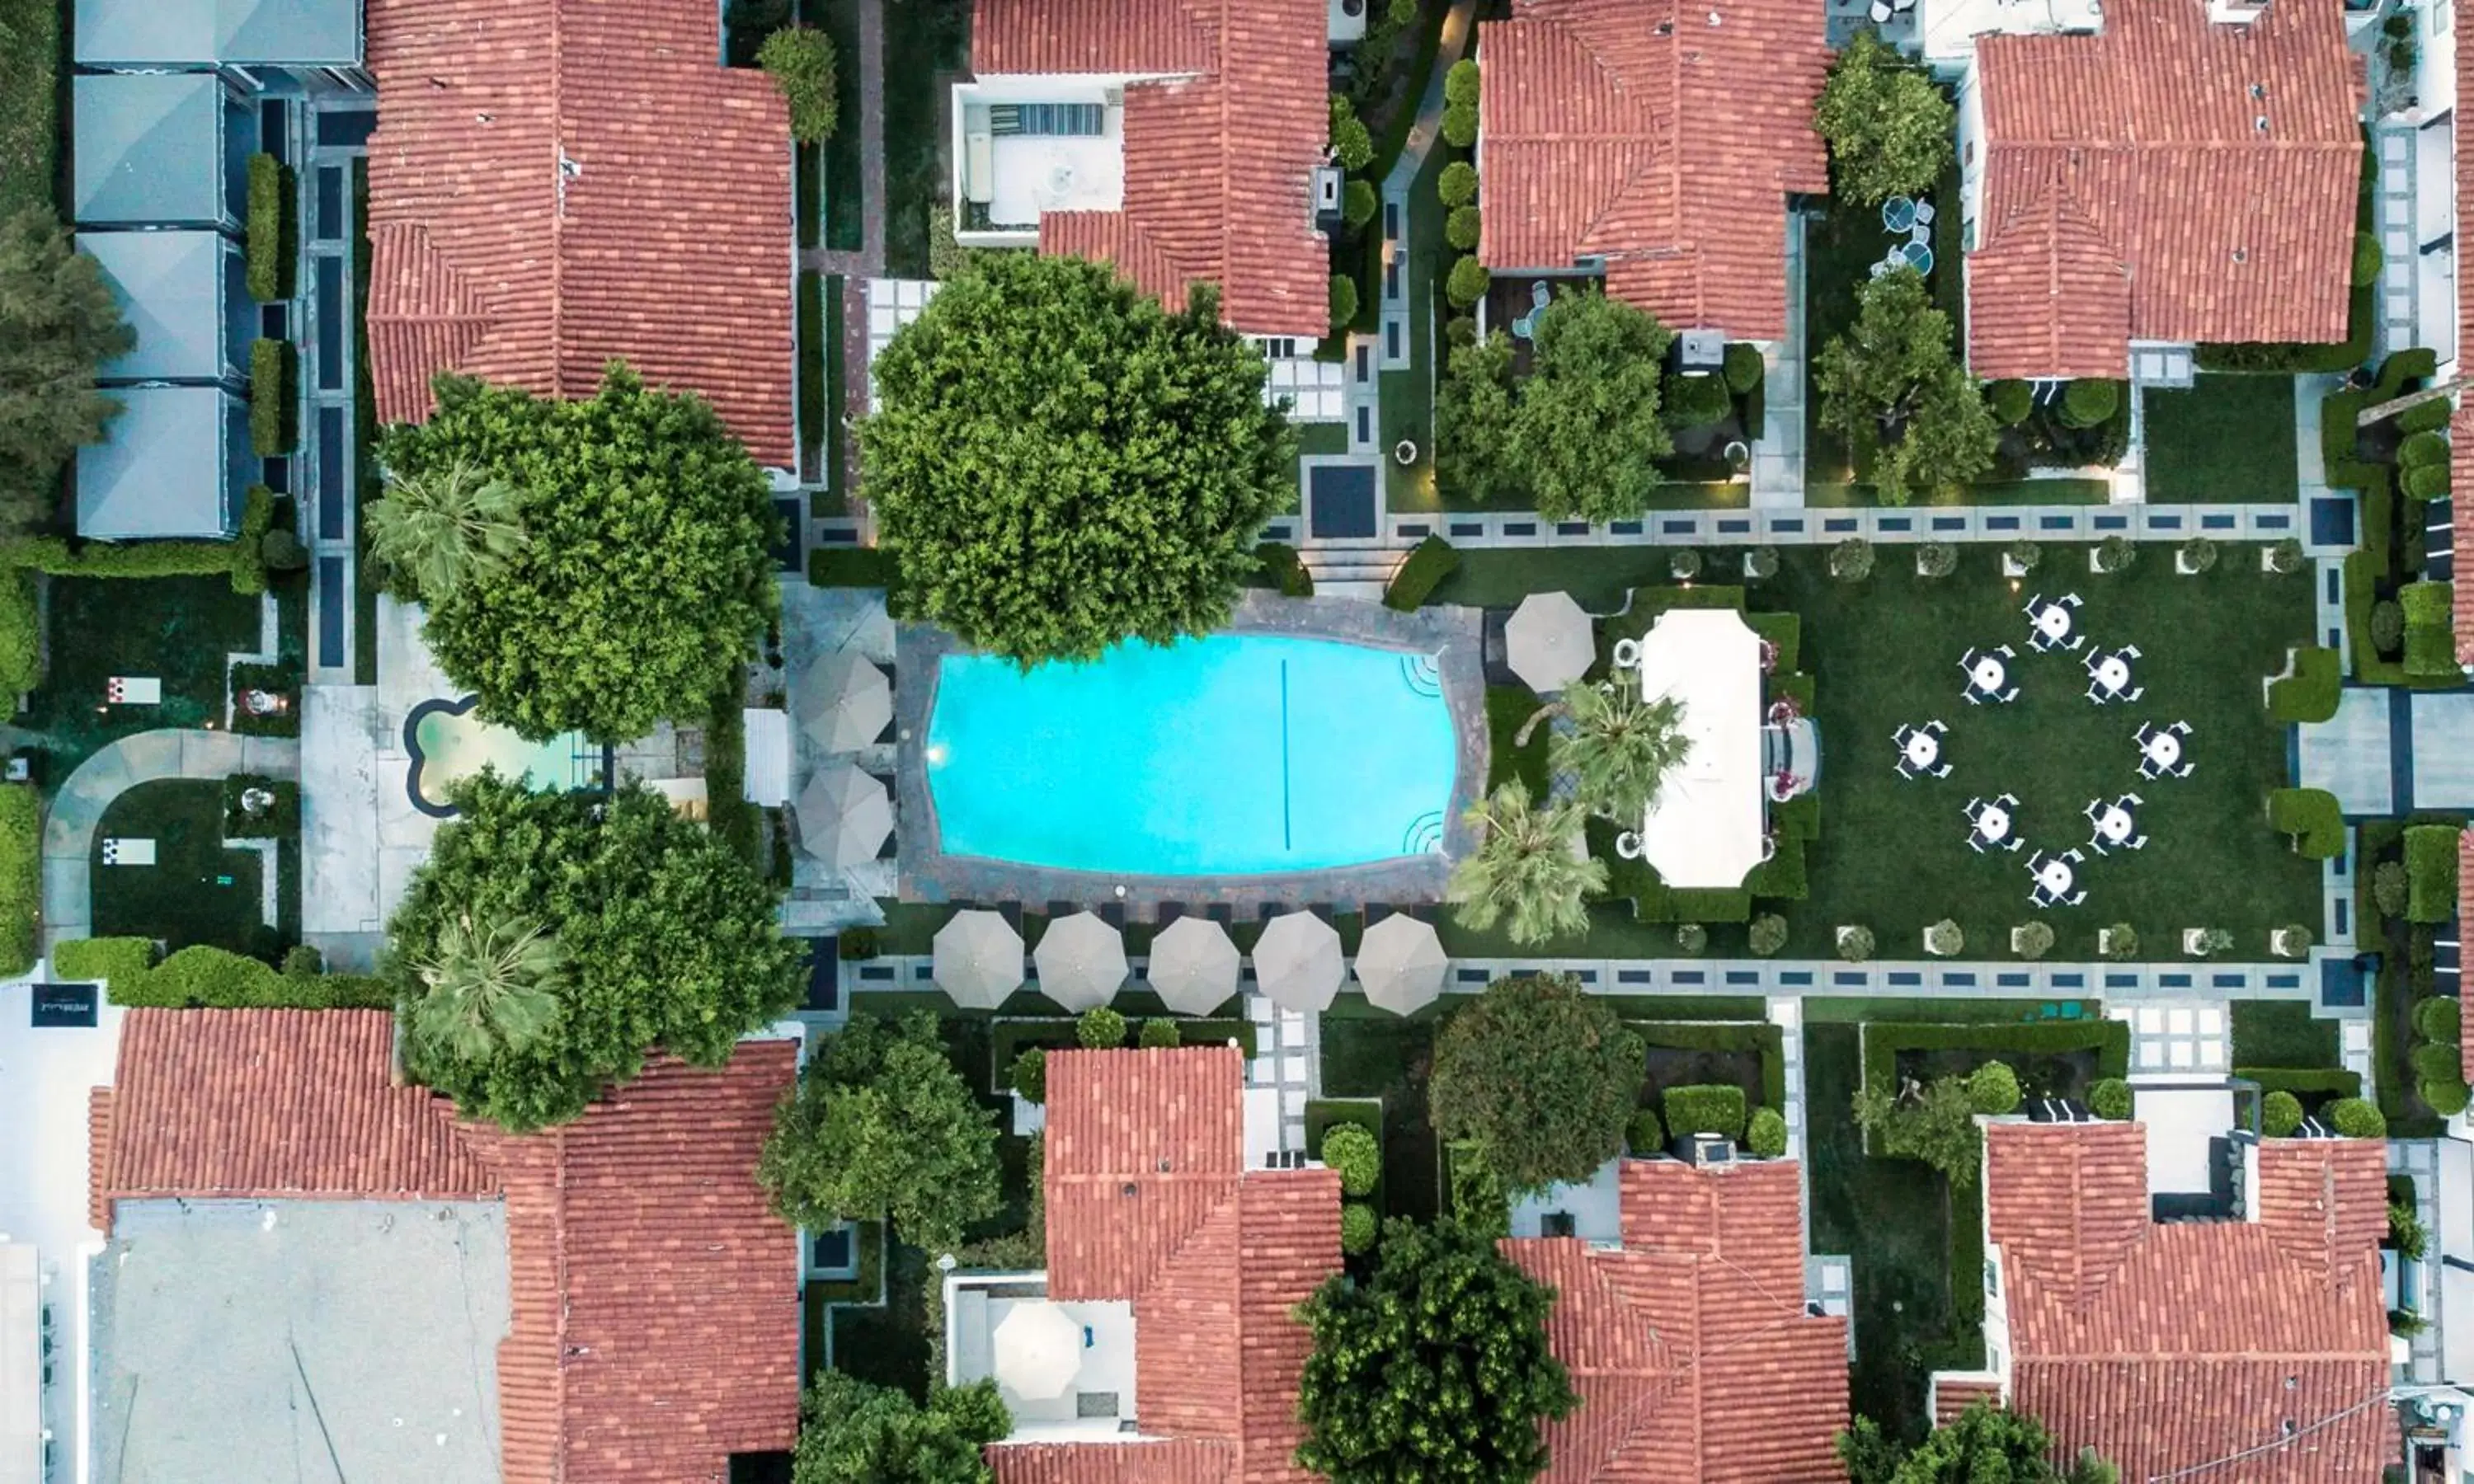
[925,634,1459,876]
[407,697,595,814]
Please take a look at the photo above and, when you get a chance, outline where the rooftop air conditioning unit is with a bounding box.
[1681,1134,1736,1167]
[1311,165,1344,232]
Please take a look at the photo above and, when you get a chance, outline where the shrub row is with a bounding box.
[2405,823,2460,923]
[249,338,296,455]
[2266,646,2340,725]
[1661,1082,1746,1139]
[2268,787,2345,860]
[808,546,900,590]
[1382,534,1458,610]
[1254,541,1312,598]
[57,936,391,1008]
[1633,1019,1788,1109]
[1859,1020,2132,1115]
[0,785,35,976]
[0,485,279,599]
[797,271,825,456]
[2400,579,2460,681]
[245,153,291,302]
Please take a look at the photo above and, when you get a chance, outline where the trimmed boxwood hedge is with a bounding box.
[0,784,35,976]
[1860,1020,2131,1112]
[2406,823,2461,923]
[59,936,391,1007]
[1382,534,1459,611]
[2236,1066,2364,1099]
[2267,647,2341,725]
[249,338,296,455]
[807,546,900,590]
[2268,787,2345,859]
[1634,1019,1786,1110]
[1661,1082,1747,1139]
[245,153,292,302]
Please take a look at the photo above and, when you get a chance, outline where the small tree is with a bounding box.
[1924,918,1964,956]
[1538,682,1691,821]
[1437,330,1521,505]
[2095,533,2138,573]
[1669,547,1704,580]
[2014,921,2055,960]
[2089,1078,2133,1120]
[1837,923,1877,962]
[2179,535,2219,573]
[2268,536,2307,574]
[0,209,136,536]
[2006,538,2042,574]
[1852,1073,1981,1184]
[1749,913,1790,956]
[2100,923,2139,960]
[2327,1097,2387,1139]
[1339,1201,1378,1255]
[1296,1219,1577,1482]
[1745,1106,1789,1158]
[1830,537,1876,581]
[1916,541,1959,577]
[1814,269,1996,505]
[2415,995,2462,1044]
[1627,1109,1666,1154]
[1840,1400,2119,1484]
[1446,253,1490,309]
[758,1012,1004,1250]
[2392,1200,2431,1259]
[2373,860,2411,918]
[403,911,566,1066]
[1009,1045,1047,1103]
[1675,922,1709,955]
[366,458,530,605]
[1329,274,1359,331]
[1319,1123,1381,1196]
[1342,178,1378,229]
[1968,1060,2022,1115]
[1447,781,1608,946]
[1076,1006,1126,1048]
[1330,106,1374,171]
[1428,974,1645,1194]
[1438,160,1479,207]
[1745,545,1782,580]
[759,26,839,143]
[1508,292,1676,523]
[1813,31,1956,206]
[1138,1017,1181,1049]
[1446,204,1482,251]
[790,1371,1009,1484]
[2261,1089,2303,1137]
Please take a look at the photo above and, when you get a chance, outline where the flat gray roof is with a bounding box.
[73,74,224,227]
[91,1200,506,1484]
[75,0,360,67]
[81,231,233,383]
[75,385,238,540]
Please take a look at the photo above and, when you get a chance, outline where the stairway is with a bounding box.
[1300,538,1411,601]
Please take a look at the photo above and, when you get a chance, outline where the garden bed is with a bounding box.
[1318,1006,1442,1220]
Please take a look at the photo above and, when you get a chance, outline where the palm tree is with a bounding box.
[366,458,528,603]
[1515,683,1691,821]
[1448,780,1607,946]
[407,911,567,1064]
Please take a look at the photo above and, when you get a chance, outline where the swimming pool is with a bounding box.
[404,696,600,816]
[924,634,1460,876]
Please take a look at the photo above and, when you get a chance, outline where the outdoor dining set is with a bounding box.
[2137,721,2196,781]
[1872,192,1934,277]
[2025,847,2089,909]
[1959,645,2019,704]
[1892,719,1951,779]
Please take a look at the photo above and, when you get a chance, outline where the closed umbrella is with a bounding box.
[1032,910,1126,1012]
[1253,911,1344,1014]
[933,909,1023,1010]
[798,650,892,754]
[1506,591,1594,693]
[1352,913,1447,1016]
[992,1300,1083,1400]
[795,763,892,868]
[1145,916,1241,1016]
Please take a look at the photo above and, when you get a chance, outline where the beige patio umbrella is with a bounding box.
[1032,910,1126,1012]
[797,650,892,754]
[1506,590,1594,693]
[1253,910,1344,1014]
[933,909,1023,1010]
[1145,916,1241,1016]
[795,762,892,868]
[992,1300,1082,1400]
[1352,913,1447,1017]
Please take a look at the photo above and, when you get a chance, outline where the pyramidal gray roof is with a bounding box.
[73,74,224,226]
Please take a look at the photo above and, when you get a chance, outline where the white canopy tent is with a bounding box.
[1629,608,1764,890]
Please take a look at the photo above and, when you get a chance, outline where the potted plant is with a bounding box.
[2175,536,2218,575]
[2002,539,2041,579]
[2265,537,2305,575]
[1915,542,1959,579]
[1748,913,1788,957]
[2273,923,2315,959]
[1923,918,1964,956]
[1394,438,1418,466]
[2011,921,2054,960]
[1836,924,1875,963]
[2099,923,2138,960]
[2092,534,2136,574]
[1670,548,1703,581]
[2182,926,2234,958]
[1743,546,1780,580]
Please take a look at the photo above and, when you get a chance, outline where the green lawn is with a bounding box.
[2230,998,2344,1069]
[90,780,270,956]
[2141,374,2299,504]
[882,0,969,276]
[0,0,56,218]
[1319,1000,1443,1221]
[22,575,266,791]
[1381,141,1448,511]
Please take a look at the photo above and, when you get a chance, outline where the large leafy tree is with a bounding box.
[1815,269,1997,505]
[1296,1218,1576,1482]
[1448,780,1608,946]
[862,251,1292,665]
[792,1372,1009,1484]
[386,777,805,1130]
[377,366,780,741]
[758,1011,1003,1250]
[0,209,134,534]
[1527,682,1691,821]
[1851,1073,1984,1186]
[365,458,529,604]
[1814,31,1957,207]
[1840,1402,2119,1484]
[1437,329,1521,506]
[1429,973,1645,1194]
[1438,297,1674,521]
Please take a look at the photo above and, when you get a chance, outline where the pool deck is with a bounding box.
[892,594,1489,910]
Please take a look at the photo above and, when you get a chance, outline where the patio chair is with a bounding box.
[1996,644,2016,660]
[1997,686,2020,703]
[2065,634,2086,651]
[1894,758,1915,779]
[2064,847,2086,864]
[2085,684,2108,705]
[1927,718,1949,734]
[2082,800,2105,822]
[1958,647,1980,671]
[2005,835,2025,853]
[1967,834,1987,854]
[1998,792,2020,808]
[2022,594,2044,615]
[2121,643,2141,659]
[1914,198,1935,225]
[2175,762,2196,780]
[1892,724,1914,744]
[1964,690,1983,706]
[2171,720,2194,736]
[2122,791,2143,807]
[2127,834,2149,850]
[2067,890,2087,907]
[2133,721,2156,744]
[2086,835,2110,857]
[1931,762,1953,779]
[1965,796,1985,816]
[2061,593,2084,608]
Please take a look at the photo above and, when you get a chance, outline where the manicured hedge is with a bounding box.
[1319,1123,1380,1196]
[1744,1106,1787,1158]
[0,485,277,596]
[1382,534,1459,611]
[245,153,291,302]
[2405,823,2462,923]
[1662,1082,1747,1139]
[2267,646,2340,724]
[60,936,392,1007]
[0,785,35,976]
[249,338,295,455]
[2236,1066,2363,1099]
[2268,787,2345,860]
[1254,541,1312,598]
[807,546,900,589]
[1860,1020,2131,1115]
[1746,610,1801,674]
[2400,580,2459,680]
[797,271,825,456]
[2089,1077,2133,1120]
[1634,1019,1787,1109]
[0,572,36,695]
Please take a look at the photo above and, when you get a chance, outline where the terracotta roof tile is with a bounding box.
[990,1439,1237,1482]
[976,0,1330,337]
[365,0,794,467]
[1503,1158,1850,1482]
[1966,0,2362,378]
[1475,0,1830,340]
[1983,1122,2394,1482]
[1932,1374,2002,1425]
[87,1087,113,1233]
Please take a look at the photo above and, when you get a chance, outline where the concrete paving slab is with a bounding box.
[303,686,383,937]
[2298,688,2393,815]
[2411,692,2474,810]
[110,730,184,782]
[176,730,245,777]
[43,858,90,938]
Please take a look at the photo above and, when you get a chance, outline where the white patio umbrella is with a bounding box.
[933,909,1023,1011]
[1505,590,1594,693]
[797,650,892,754]
[1032,910,1126,1012]
[795,762,892,868]
[1145,915,1242,1016]
[1352,913,1447,1017]
[1253,911,1344,1014]
[992,1300,1083,1400]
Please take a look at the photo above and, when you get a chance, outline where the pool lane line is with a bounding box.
[1280,659,1293,852]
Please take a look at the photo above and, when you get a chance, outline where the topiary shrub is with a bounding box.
[2089,1078,2133,1120]
[1828,538,1874,582]
[250,338,296,456]
[1744,546,1780,581]
[2411,1041,2462,1083]
[1443,58,1480,106]
[2013,921,2055,960]
[2353,230,2384,287]
[261,527,308,574]
[1968,1060,2023,1115]
[1626,1108,1665,1156]
[1924,917,1964,955]
[1748,913,1788,956]
[1078,1006,1128,1048]
[2060,378,2122,428]
[1987,379,2033,426]
[245,153,289,301]
[1916,542,1958,578]
[2261,1089,2304,1136]
[2405,823,2461,922]
[2006,538,2041,574]
[1745,1106,1789,1158]
[1722,342,1765,395]
[2425,1078,2473,1117]
[2179,536,2218,573]
[1674,922,1708,954]
[1319,1122,1382,1196]
[2401,430,2450,468]
[2404,461,2452,501]
[760,26,840,143]
[1837,924,1875,962]
[1663,371,1732,429]
[1663,1083,1747,1139]
[2399,396,2453,434]
[1010,1046,1048,1103]
[1383,534,1459,611]
[1438,160,1479,208]
[2095,534,2137,573]
[1669,548,1703,581]
[1441,98,1478,149]
[1443,315,1477,348]
[1329,275,1359,332]
[2327,1097,2387,1139]
[2415,995,2462,1044]
[2100,923,2139,960]
[1330,108,1374,171]
[1445,205,1482,251]
[2267,537,2306,574]
[1340,1200,1378,1254]
[281,944,325,978]
[1444,254,1489,310]
[2267,787,2345,860]
[1343,178,1379,230]
[1255,540,1314,598]
[1140,1017,1182,1049]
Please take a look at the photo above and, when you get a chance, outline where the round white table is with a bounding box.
[2038,858,2076,896]
[1905,733,1940,768]
[2094,655,2130,693]
[1976,805,2011,843]
[2097,805,2133,844]
[1970,656,2006,693]
[2035,605,2073,644]
[2144,733,2182,769]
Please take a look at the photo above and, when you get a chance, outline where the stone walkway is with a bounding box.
[1244,990,1319,1153]
[1394,500,2305,549]
[42,729,302,951]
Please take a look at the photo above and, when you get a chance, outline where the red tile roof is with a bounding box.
[1474,0,1830,340]
[364,0,795,467]
[1502,1158,1850,1483]
[2464,834,2474,1084]
[94,1009,802,1484]
[2456,429,2474,669]
[973,0,1332,338]
[1982,1121,2394,1483]
[995,1047,1340,1482]
[1966,0,2362,379]
[1932,1374,2002,1425]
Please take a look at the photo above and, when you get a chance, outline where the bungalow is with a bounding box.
[73,74,252,231]
[86,1008,803,1483]
[943,1045,1343,1478]
[1931,1120,2395,1481]
[76,0,364,73]
[74,232,256,539]
[955,0,1333,343]
[1473,0,1832,342]
[363,0,796,468]
[1953,0,2363,380]
[1502,1156,1851,1482]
